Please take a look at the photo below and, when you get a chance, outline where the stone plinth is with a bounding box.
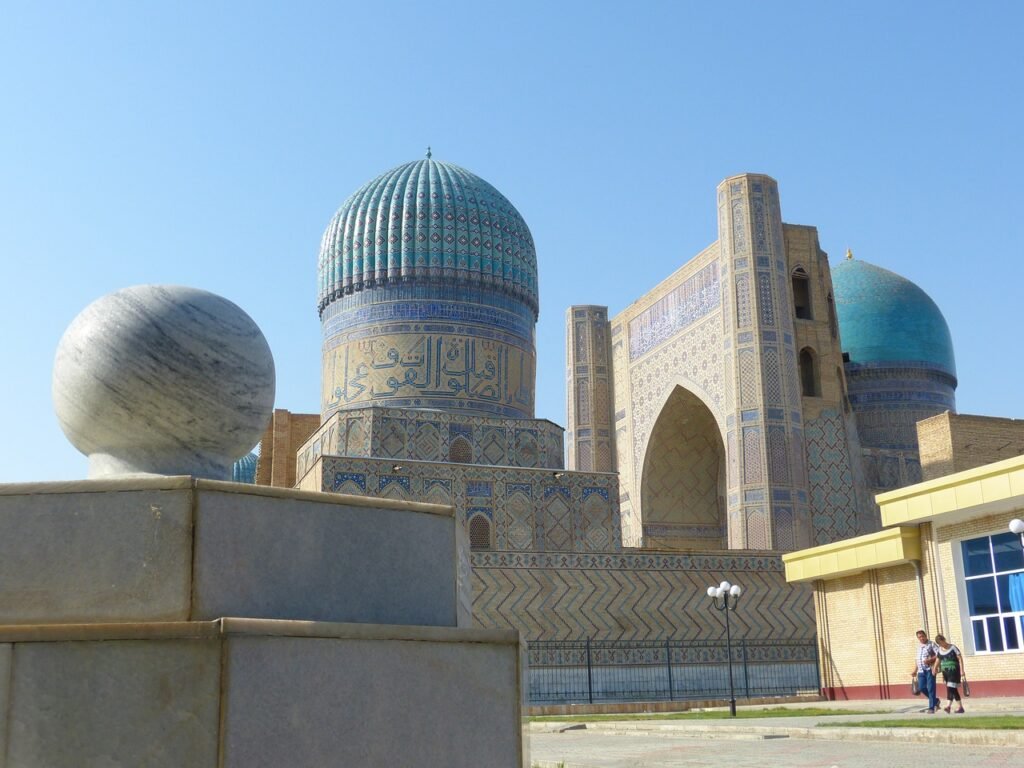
[0,478,471,629]
[0,619,526,768]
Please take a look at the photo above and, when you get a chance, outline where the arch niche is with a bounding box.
[640,385,726,550]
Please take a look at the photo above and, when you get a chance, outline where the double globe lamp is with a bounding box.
[1010,518,1024,548]
[706,580,743,716]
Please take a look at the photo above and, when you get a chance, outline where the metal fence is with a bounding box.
[527,639,820,705]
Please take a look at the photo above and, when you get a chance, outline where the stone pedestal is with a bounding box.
[0,480,525,767]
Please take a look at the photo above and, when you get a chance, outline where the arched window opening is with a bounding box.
[468,515,492,550]
[827,293,838,339]
[450,436,473,464]
[799,347,820,397]
[792,268,812,320]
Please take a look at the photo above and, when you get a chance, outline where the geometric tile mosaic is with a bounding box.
[735,272,752,329]
[296,406,565,480]
[758,271,775,326]
[804,408,861,544]
[738,348,758,407]
[317,454,620,554]
[742,426,763,484]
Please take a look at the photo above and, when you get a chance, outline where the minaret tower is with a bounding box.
[718,174,812,549]
[566,305,616,472]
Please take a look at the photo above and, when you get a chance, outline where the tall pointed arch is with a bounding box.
[640,384,726,549]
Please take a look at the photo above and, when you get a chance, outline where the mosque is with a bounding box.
[250,155,962,643]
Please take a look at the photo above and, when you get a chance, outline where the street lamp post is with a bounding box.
[706,580,743,717]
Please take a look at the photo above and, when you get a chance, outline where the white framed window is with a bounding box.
[960,531,1024,653]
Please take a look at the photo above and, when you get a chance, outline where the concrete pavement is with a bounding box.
[529,732,1023,768]
[528,696,1024,767]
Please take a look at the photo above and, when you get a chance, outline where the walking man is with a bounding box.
[913,629,940,713]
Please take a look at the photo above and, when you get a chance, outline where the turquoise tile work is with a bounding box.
[317,157,538,319]
[317,157,540,420]
[831,257,956,377]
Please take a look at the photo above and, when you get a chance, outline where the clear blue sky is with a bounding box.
[2,1,1021,482]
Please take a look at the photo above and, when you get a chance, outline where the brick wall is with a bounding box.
[815,564,924,697]
[814,510,1024,699]
[933,510,1024,687]
[254,409,321,488]
[784,225,847,410]
[918,412,1024,481]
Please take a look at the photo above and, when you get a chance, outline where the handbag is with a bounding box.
[911,676,921,695]
[962,677,971,697]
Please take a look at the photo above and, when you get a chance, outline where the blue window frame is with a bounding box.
[961,531,1024,654]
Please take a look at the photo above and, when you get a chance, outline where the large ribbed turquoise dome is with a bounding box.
[317,157,538,318]
[832,257,956,378]
[317,156,539,420]
[232,451,258,483]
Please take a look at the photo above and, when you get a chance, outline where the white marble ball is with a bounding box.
[53,285,276,480]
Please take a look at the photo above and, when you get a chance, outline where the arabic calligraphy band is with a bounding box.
[323,333,536,420]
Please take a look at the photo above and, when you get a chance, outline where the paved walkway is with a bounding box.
[529,697,1024,767]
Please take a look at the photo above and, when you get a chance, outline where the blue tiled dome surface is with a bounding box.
[832,258,955,377]
[317,158,538,318]
[232,451,258,483]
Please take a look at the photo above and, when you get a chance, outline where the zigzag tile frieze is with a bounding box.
[471,550,784,572]
[527,640,816,667]
[470,549,815,641]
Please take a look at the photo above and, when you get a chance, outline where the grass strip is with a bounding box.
[820,715,1024,730]
[528,707,886,722]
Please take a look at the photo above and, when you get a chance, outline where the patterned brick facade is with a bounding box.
[307,455,619,554]
[605,175,873,553]
[471,550,814,641]
[565,306,615,473]
[256,167,959,650]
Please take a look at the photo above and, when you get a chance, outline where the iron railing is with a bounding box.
[527,638,820,704]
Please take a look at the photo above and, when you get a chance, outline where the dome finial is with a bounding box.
[425,146,432,159]
[846,248,854,260]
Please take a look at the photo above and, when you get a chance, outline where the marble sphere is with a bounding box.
[53,285,276,480]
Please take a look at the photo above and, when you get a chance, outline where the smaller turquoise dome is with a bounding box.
[232,451,259,483]
[831,258,956,378]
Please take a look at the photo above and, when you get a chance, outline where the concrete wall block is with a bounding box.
[5,639,221,768]
[0,489,192,624]
[0,643,10,767]
[221,635,523,768]
[192,490,459,627]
